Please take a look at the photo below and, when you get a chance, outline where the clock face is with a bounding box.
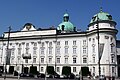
[26,25,31,30]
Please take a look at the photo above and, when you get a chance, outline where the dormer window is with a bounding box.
[92,16,96,22]
[107,15,112,20]
[21,23,36,31]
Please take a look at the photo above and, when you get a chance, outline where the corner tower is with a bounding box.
[87,8,118,77]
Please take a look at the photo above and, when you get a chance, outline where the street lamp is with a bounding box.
[96,14,101,78]
[4,26,11,80]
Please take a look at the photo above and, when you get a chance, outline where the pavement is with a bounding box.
[0,74,120,80]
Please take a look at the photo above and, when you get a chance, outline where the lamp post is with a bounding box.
[96,15,101,78]
[38,36,42,73]
[4,27,11,80]
[45,41,49,80]
[54,35,57,77]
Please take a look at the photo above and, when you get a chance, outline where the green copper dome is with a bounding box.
[90,10,114,24]
[57,13,75,32]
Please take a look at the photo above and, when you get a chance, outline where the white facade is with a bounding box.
[0,11,119,77]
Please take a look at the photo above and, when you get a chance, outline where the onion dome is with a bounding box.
[57,13,75,32]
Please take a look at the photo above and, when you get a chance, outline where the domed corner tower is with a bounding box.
[87,8,118,77]
[57,13,76,33]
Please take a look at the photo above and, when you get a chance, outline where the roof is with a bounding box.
[57,13,75,32]
[90,10,114,24]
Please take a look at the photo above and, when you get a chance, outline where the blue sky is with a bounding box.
[0,0,120,39]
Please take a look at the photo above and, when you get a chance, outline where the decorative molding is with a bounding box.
[72,45,77,48]
[15,43,19,45]
[92,54,96,56]
[72,55,77,57]
[38,41,41,44]
[105,36,109,39]
[10,43,12,45]
[22,42,25,45]
[31,42,34,44]
[64,46,69,48]
[82,55,88,57]
[64,55,69,57]
[92,44,95,47]
[45,41,49,43]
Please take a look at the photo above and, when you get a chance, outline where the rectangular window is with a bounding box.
[73,41,76,45]
[34,43,37,46]
[26,46,29,54]
[83,58,87,63]
[41,48,44,54]
[49,48,52,54]
[26,43,29,48]
[92,44,95,53]
[83,47,86,54]
[41,42,44,47]
[11,57,14,63]
[57,58,60,63]
[65,41,68,45]
[56,48,60,54]
[57,41,60,45]
[65,47,68,54]
[33,50,36,54]
[73,67,76,72]
[93,57,95,63]
[11,50,14,55]
[103,67,105,74]
[111,44,114,53]
[41,58,44,63]
[92,38,95,43]
[33,58,36,63]
[111,56,114,63]
[73,48,76,54]
[57,67,60,72]
[112,67,115,73]
[18,48,21,55]
[25,59,28,63]
[83,40,86,45]
[93,67,95,73]
[49,58,52,63]
[49,42,52,47]
[65,57,68,63]
[18,57,20,63]
[73,58,76,63]
[18,43,21,47]
[41,67,44,72]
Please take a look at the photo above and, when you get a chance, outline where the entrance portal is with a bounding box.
[9,66,14,74]
[0,66,4,73]
[24,67,29,74]
[81,67,90,76]
[30,66,37,74]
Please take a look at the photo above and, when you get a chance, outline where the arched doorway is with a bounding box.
[81,67,89,76]
[62,66,71,76]
[9,66,14,74]
[30,65,37,74]
[0,66,4,73]
[24,67,29,74]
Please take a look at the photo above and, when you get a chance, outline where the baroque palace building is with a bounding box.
[0,9,119,77]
